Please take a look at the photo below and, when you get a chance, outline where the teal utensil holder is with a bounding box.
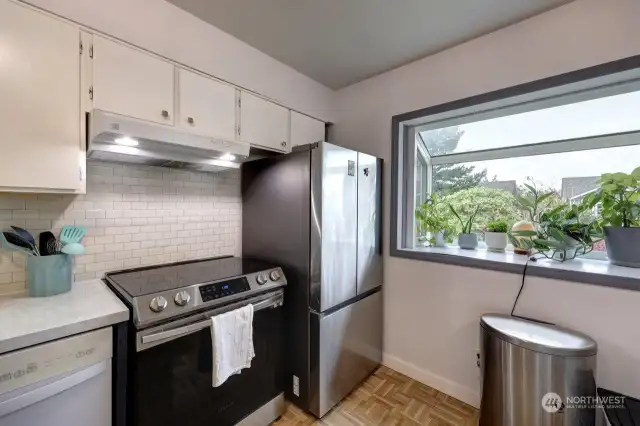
[26,254,72,297]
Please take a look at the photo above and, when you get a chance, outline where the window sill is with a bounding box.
[393,247,640,291]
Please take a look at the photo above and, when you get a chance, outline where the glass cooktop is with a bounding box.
[105,256,277,297]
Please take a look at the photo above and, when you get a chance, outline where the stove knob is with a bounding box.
[149,296,168,313]
[174,291,191,307]
[269,270,281,281]
[256,273,268,285]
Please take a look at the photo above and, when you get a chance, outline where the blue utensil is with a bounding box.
[1,232,37,256]
[61,242,85,256]
[60,226,86,245]
[11,226,36,247]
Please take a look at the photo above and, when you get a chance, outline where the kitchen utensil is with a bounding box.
[39,231,58,256]
[1,232,36,256]
[11,225,36,247]
[61,242,85,255]
[48,239,61,255]
[60,226,86,245]
[2,231,39,256]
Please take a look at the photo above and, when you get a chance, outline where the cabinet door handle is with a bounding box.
[187,117,195,125]
[161,110,170,119]
[281,141,287,147]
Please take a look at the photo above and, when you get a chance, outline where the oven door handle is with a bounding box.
[140,291,284,348]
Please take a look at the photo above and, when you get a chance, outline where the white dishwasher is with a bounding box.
[0,327,112,426]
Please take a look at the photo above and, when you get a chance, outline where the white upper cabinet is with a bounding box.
[240,92,290,152]
[291,111,325,147]
[178,69,237,141]
[92,36,175,125]
[0,1,82,192]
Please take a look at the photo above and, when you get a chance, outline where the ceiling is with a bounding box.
[166,0,574,89]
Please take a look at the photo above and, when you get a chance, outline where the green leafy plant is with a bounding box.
[586,169,640,228]
[434,187,522,234]
[486,220,508,233]
[415,195,454,246]
[448,205,479,235]
[517,179,559,223]
[509,200,603,261]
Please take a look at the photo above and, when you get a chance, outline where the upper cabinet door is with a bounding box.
[178,69,237,141]
[291,111,325,147]
[240,92,290,152]
[357,153,383,294]
[0,1,81,191]
[92,36,175,125]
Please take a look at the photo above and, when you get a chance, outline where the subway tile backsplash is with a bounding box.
[0,161,241,296]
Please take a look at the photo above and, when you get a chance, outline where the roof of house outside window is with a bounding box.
[561,176,599,201]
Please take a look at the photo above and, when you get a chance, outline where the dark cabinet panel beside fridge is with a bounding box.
[242,142,383,418]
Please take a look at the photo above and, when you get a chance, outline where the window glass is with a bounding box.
[417,145,640,252]
[419,91,640,157]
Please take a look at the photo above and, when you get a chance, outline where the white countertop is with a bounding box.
[0,279,129,354]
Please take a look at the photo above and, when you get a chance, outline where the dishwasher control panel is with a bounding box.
[0,327,112,395]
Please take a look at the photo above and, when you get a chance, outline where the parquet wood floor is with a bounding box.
[272,366,479,426]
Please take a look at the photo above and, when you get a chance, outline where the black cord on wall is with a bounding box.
[510,257,556,325]
[510,258,531,317]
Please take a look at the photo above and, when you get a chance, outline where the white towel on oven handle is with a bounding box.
[210,303,255,387]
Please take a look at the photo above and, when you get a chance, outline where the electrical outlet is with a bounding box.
[293,375,300,397]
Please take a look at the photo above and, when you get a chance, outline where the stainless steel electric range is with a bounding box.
[104,256,287,426]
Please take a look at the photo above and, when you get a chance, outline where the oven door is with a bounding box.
[131,290,285,426]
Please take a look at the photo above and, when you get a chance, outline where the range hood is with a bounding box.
[88,110,254,172]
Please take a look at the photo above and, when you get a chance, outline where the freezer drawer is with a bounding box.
[310,289,382,417]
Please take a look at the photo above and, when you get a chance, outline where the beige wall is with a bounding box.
[332,0,640,406]
[24,0,335,122]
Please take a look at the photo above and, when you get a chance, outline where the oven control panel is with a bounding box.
[200,277,251,302]
[131,267,287,328]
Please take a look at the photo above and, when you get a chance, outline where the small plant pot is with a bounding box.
[485,232,507,252]
[511,220,535,255]
[549,236,582,262]
[604,226,640,268]
[433,230,446,248]
[458,233,478,250]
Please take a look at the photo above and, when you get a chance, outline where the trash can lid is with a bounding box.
[481,314,597,357]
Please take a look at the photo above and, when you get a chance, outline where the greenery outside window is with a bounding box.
[392,60,640,263]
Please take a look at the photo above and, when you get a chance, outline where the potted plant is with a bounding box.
[415,195,453,247]
[485,220,509,252]
[587,169,640,267]
[509,200,603,262]
[513,180,558,255]
[449,205,479,250]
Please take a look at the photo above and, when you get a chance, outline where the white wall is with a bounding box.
[0,162,241,296]
[332,0,640,407]
[23,0,334,122]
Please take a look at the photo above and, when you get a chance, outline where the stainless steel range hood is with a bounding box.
[88,110,252,172]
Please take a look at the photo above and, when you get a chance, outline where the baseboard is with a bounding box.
[382,353,480,408]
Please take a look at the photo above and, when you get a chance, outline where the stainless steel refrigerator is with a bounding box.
[242,142,383,418]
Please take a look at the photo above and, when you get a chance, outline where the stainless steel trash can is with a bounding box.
[479,314,597,426]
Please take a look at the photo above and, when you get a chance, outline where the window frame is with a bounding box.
[390,55,640,269]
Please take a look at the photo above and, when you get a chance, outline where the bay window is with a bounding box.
[391,59,640,262]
